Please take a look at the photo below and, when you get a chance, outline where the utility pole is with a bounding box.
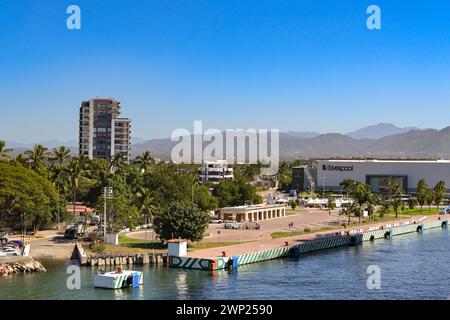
[102,187,113,243]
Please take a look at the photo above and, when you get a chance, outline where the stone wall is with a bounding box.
[87,253,166,266]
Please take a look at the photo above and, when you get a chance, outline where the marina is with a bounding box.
[0,226,449,300]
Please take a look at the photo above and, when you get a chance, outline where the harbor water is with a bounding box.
[1,228,449,300]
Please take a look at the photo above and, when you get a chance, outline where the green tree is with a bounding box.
[351,184,373,223]
[0,161,58,231]
[290,199,297,210]
[134,186,158,224]
[0,140,12,159]
[366,193,379,221]
[51,146,71,167]
[327,194,336,215]
[134,151,155,173]
[340,179,360,198]
[24,144,49,174]
[416,178,428,213]
[195,185,219,211]
[96,195,139,232]
[433,180,446,208]
[152,201,210,242]
[407,198,418,210]
[66,159,84,221]
[424,188,434,213]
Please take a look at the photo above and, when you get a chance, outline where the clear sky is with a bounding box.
[1,0,450,143]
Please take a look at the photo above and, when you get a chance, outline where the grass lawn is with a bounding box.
[101,234,249,253]
[187,241,253,251]
[285,210,299,216]
[271,227,332,239]
[386,207,440,216]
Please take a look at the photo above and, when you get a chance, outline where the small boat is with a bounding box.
[94,268,143,289]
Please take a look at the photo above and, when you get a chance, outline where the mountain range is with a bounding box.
[5,124,450,160]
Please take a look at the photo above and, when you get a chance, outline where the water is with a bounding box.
[1,228,449,300]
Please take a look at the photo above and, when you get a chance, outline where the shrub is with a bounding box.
[91,242,107,254]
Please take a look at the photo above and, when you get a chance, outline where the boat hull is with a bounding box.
[94,270,143,289]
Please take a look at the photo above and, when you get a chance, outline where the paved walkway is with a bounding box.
[128,208,345,243]
[187,215,440,259]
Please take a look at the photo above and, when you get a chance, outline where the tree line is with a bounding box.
[0,141,262,242]
[338,177,447,225]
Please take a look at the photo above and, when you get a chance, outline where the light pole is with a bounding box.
[102,187,113,243]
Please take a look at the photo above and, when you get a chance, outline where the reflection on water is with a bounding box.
[0,228,449,300]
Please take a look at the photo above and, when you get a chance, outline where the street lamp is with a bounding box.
[101,187,113,243]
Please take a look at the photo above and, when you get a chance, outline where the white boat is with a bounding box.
[94,269,143,289]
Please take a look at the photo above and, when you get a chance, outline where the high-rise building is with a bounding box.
[79,98,131,162]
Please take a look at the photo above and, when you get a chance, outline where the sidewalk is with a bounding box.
[188,215,439,259]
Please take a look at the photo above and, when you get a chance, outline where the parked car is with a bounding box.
[10,240,24,248]
[2,247,19,255]
[210,219,223,224]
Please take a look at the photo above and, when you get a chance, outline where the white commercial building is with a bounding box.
[316,159,450,193]
[198,160,234,184]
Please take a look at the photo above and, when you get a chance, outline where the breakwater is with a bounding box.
[0,257,46,277]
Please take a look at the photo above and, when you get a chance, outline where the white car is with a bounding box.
[0,251,6,257]
[2,247,19,255]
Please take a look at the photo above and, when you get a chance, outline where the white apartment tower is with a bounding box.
[79,98,131,163]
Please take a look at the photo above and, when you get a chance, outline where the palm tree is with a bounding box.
[433,180,446,208]
[13,154,27,166]
[424,188,434,213]
[66,159,84,221]
[340,179,360,198]
[386,179,404,218]
[416,179,428,213]
[191,174,200,204]
[352,184,372,223]
[51,146,71,167]
[134,151,155,173]
[366,193,380,222]
[50,165,68,228]
[24,144,49,172]
[110,153,126,173]
[134,187,158,225]
[0,140,12,159]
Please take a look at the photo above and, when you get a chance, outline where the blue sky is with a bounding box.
[1,0,450,142]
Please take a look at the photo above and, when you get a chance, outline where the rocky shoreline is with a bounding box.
[0,257,46,277]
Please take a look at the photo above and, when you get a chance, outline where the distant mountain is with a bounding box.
[6,140,78,149]
[131,137,148,145]
[132,127,450,160]
[282,131,321,139]
[346,123,420,140]
[6,124,450,161]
